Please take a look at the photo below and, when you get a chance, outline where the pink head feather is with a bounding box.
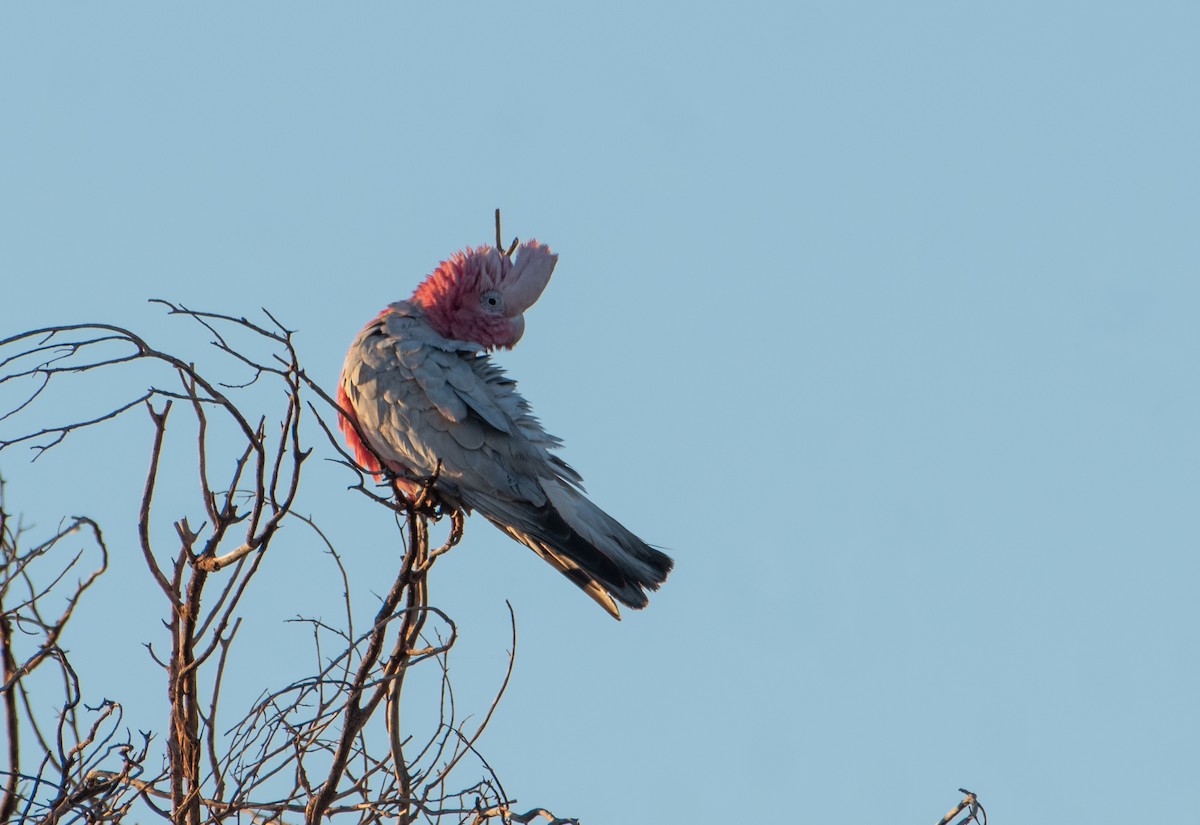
[411,241,557,349]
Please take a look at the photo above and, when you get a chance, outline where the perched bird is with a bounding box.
[338,240,673,618]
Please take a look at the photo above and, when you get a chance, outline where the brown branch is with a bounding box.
[389,509,428,824]
[0,614,20,822]
[1,392,153,456]
[304,542,419,825]
[139,401,178,598]
[204,616,240,808]
[474,806,578,825]
[182,367,221,529]
[936,788,987,825]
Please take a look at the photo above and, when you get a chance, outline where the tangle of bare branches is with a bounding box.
[1,304,982,825]
[0,305,573,824]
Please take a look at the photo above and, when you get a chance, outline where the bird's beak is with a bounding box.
[508,314,526,346]
[501,242,557,315]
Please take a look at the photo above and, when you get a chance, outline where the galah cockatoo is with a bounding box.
[337,240,673,618]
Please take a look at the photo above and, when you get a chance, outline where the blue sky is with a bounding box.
[2,3,1198,822]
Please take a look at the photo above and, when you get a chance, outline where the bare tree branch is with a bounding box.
[936,788,987,825]
[0,305,576,824]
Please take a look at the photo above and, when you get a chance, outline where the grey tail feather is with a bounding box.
[482,500,673,619]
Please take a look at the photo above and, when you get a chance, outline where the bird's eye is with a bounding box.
[480,290,504,312]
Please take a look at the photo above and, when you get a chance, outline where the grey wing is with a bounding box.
[342,306,573,506]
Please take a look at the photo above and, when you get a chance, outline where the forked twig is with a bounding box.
[495,208,519,257]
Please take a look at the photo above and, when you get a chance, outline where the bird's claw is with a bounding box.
[414,508,464,573]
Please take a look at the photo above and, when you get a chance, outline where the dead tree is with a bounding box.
[0,305,576,825]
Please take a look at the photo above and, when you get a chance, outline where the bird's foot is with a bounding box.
[416,508,463,573]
